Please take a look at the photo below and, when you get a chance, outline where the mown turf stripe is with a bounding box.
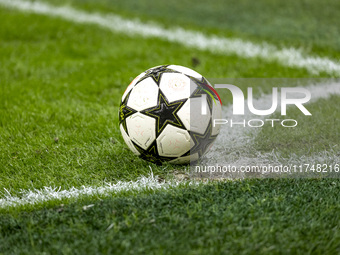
[0,0,340,75]
[1,179,339,254]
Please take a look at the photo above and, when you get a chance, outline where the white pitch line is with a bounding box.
[0,0,339,208]
[203,82,340,178]
[1,83,339,208]
[0,172,195,209]
[1,0,340,75]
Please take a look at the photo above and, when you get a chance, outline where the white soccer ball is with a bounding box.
[119,65,222,164]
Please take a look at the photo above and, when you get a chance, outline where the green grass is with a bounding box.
[255,95,340,157]
[0,1,340,254]
[0,7,313,194]
[45,0,340,59]
[1,179,339,254]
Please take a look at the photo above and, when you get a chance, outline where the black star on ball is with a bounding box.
[138,65,177,85]
[188,122,218,157]
[119,90,137,135]
[141,91,186,136]
[132,141,175,165]
[190,77,221,114]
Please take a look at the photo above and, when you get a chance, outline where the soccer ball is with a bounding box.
[119,65,222,164]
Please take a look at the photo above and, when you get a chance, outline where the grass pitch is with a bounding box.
[0,6,313,193]
[1,179,339,254]
[255,95,340,157]
[0,0,339,254]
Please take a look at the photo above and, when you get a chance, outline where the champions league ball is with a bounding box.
[119,65,222,164]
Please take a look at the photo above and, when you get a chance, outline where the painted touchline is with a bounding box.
[1,82,339,208]
[0,0,339,208]
[0,171,197,209]
[0,0,340,75]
